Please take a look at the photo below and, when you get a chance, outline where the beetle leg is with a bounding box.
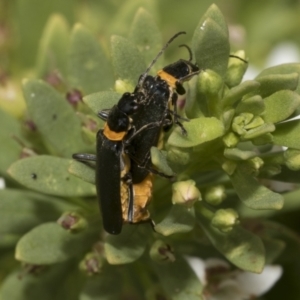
[124,121,162,145]
[72,153,97,168]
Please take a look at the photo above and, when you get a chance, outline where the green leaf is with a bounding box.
[192,5,229,77]
[262,237,285,265]
[236,95,265,115]
[80,267,120,300]
[224,148,257,160]
[0,265,70,300]
[104,224,149,265]
[150,147,174,177]
[129,8,162,70]
[0,109,23,177]
[168,117,224,148]
[230,163,284,210]
[255,73,299,98]
[107,0,157,36]
[0,189,76,235]
[222,80,260,108]
[256,63,300,94]
[253,220,300,264]
[15,0,74,68]
[22,79,88,157]
[237,188,300,219]
[83,91,121,115]
[202,4,228,35]
[15,222,96,264]
[152,255,203,300]
[155,206,195,236]
[8,155,96,197]
[273,120,300,149]
[68,24,114,94]
[69,160,95,184]
[263,90,300,123]
[196,206,265,273]
[36,14,70,78]
[111,35,146,86]
[242,123,275,140]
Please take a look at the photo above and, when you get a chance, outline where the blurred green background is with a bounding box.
[1,0,300,72]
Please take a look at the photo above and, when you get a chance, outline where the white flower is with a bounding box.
[185,256,283,300]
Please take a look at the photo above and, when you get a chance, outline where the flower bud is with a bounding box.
[223,132,239,148]
[205,185,226,206]
[249,157,264,172]
[149,240,175,263]
[211,209,239,233]
[57,211,88,232]
[172,180,201,207]
[79,252,102,275]
[225,50,248,88]
[284,149,300,171]
[232,113,254,135]
[198,69,223,95]
[222,160,237,175]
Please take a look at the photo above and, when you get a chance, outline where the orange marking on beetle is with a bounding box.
[122,174,153,223]
[103,123,126,141]
[157,70,177,89]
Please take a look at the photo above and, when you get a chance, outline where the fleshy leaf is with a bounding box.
[129,8,162,69]
[22,79,88,157]
[236,95,265,115]
[201,4,228,35]
[192,5,229,78]
[15,222,96,264]
[262,237,285,265]
[0,264,72,300]
[273,120,300,149]
[8,155,96,197]
[150,147,174,177]
[68,24,114,94]
[242,123,275,140]
[155,205,195,236]
[80,267,121,300]
[224,148,257,160]
[222,80,260,108]
[168,117,224,148]
[69,160,95,184]
[256,63,300,94]
[152,255,203,300]
[256,73,298,98]
[83,91,121,115]
[197,206,265,273]
[247,220,300,264]
[0,189,76,235]
[230,163,284,210]
[111,35,146,86]
[263,90,300,123]
[0,109,23,176]
[36,14,70,78]
[104,224,149,265]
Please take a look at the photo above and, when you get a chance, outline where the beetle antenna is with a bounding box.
[229,54,248,64]
[178,44,193,61]
[138,31,186,87]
